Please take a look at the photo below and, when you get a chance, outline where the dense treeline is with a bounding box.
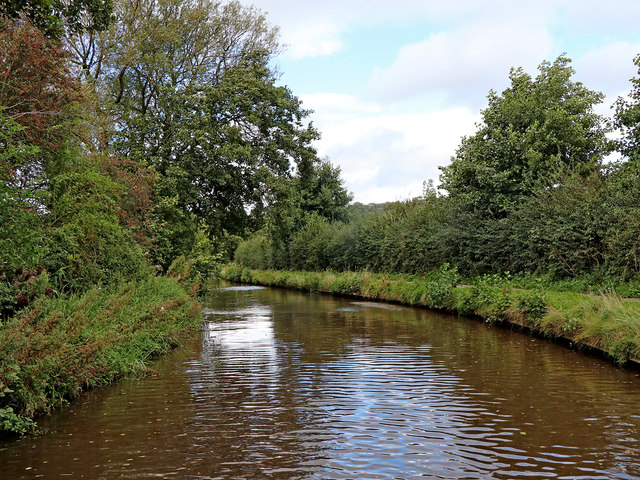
[0,1,350,433]
[236,55,640,286]
[1,0,350,317]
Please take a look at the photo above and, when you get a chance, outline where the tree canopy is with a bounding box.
[439,55,609,218]
[614,53,640,162]
[0,0,113,37]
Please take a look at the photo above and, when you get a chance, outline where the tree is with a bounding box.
[64,0,351,266]
[43,148,149,291]
[96,153,157,249]
[0,16,82,205]
[0,17,81,146]
[440,55,609,218]
[144,52,320,237]
[0,112,42,276]
[298,158,352,223]
[67,0,279,149]
[0,0,113,37]
[614,54,640,161]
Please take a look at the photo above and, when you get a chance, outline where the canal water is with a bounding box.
[1,284,640,479]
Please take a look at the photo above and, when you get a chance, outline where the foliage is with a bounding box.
[508,173,609,276]
[146,52,323,239]
[516,289,548,324]
[0,275,201,435]
[63,0,350,264]
[189,222,222,278]
[602,160,640,278]
[42,148,149,291]
[0,267,52,322]
[70,0,284,238]
[0,113,43,277]
[0,17,81,150]
[97,154,157,249]
[234,231,272,270]
[440,55,609,218]
[298,159,352,223]
[288,214,334,271]
[233,55,639,283]
[0,0,113,37]
[614,53,640,161]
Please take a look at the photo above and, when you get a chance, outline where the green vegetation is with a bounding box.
[1,1,348,436]
[228,56,640,367]
[220,265,640,367]
[0,273,202,435]
[4,0,640,436]
[235,55,640,286]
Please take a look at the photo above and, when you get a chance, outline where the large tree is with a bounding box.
[440,55,609,218]
[66,0,350,263]
[148,52,322,237]
[0,0,113,37]
[0,16,82,212]
[614,53,640,161]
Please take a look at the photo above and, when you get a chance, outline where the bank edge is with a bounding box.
[220,263,640,370]
[0,257,204,436]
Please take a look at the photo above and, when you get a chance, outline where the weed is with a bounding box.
[516,289,548,325]
[0,275,202,436]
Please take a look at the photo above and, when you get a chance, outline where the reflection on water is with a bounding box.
[1,285,640,479]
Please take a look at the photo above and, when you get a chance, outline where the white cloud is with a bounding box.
[560,0,640,37]
[302,95,479,203]
[249,0,640,203]
[574,42,640,102]
[253,0,560,61]
[367,23,554,106]
[301,93,382,120]
[282,21,344,59]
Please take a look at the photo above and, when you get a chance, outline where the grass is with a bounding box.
[0,273,202,436]
[220,263,640,368]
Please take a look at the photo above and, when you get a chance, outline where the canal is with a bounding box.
[1,284,639,479]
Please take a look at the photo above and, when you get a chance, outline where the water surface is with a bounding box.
[1,284,639,479]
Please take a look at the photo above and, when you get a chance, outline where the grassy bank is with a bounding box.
[0,272,202,436]
[220,263,640,367]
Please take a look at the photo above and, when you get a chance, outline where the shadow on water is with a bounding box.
[1,284,639,479]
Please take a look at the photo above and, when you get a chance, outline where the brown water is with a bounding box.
[1,285,640,479]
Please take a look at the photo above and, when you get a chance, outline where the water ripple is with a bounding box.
[1,287,640,479]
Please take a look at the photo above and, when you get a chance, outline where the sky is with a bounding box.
[249,0,640,204]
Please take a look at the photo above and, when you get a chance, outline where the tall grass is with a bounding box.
[0,274,202,435]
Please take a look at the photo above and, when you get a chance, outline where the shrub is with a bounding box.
[234,232,272,269]
[516,289,548,324]
[0,268,53,322]
[329,273,363,295]
[0,275,201,435]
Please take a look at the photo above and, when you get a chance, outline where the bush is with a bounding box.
[43,150,150,292]
[288,214,334,271]
[0,268,53,322]
[190,223,222,278]
[516,289,548,324]
[234,232,272,269]
[329,273,363,295]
